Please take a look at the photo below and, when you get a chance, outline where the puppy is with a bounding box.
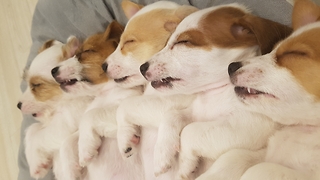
[228,0,320,179]
[18,36,93,180]
[52,21,144,180]
[117,3,292,179]
[104,1,198,179]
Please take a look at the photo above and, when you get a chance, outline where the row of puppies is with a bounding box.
[19,1,290,179]
[19,0,320,179]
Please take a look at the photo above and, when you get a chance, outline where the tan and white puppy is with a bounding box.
[105,1,197,90]
[18,37,93,180]
[117,3,292,179]
[228,0,320,179]
[52,21,144,180]
[105,1,198,179]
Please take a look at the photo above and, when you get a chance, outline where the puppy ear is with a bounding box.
[164,5,198,33]
[103,21,124,40]
[38,40,56,53]
[63,36,80,59]
[121,0,144,19]
[232,15,292,54]
[292,0,320,30]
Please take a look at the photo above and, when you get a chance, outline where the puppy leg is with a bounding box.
[78,106,117,166]
[196,149,265,180]
[240,162,311,180]
[25,123,53,179]
[59,132,82,180]
[154,110,190,176]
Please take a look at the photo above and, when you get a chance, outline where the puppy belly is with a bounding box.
[84,138,144,180]
[266,127,320,175]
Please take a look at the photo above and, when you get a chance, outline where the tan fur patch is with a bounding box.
[30,76,62,102]
[120,9,182,62]
[76,22,123,84]
[276,28,320,99]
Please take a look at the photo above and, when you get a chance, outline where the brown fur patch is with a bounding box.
[76,22,123,84]
[180,7,291,54]
[276,28,320,99]
[38,40,55,53]
[30,76,62,102]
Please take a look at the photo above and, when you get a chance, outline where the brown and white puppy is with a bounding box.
[228,0,320,179]
[116,3,292,180]
[104,1,198,180]
[52,21,144,180]
[18,37,93,180]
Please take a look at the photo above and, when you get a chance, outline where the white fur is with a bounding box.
[54,54,144,179]
[20,38,94,180]
[229,22,320,180]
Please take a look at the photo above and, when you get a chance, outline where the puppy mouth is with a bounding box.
[114,76,129,83]
[234,86,276,99]
[151,77,180,89]
[56,78,89,90]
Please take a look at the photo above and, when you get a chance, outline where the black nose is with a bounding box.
[17,102,22,110]
[228,62,242,76]
[140,62,149,76]
[102,63,108,72]
[51,66,60,77]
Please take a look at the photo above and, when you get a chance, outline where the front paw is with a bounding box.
[117,126,140,158]
[176,153,199,180]
[153,138,179,176]
[78,134,101,167]
[30,158,52,179]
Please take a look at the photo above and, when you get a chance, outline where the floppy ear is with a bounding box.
[103,21,124,40]
[63,36,80,59]
[121,0,144,19]
[232,15,292,54]
[164,5,198,33]
[292,0,320,30]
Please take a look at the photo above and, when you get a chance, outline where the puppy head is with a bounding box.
[52,21,123,95]
[228,0,320,125]
[105,1,198,88]
[142,4,291,95]
[18,37,79,120]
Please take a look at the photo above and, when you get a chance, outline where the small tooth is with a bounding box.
[247,88,251,94]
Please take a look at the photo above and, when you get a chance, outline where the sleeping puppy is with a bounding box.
[228,0,320,179]
[104,1,198,179]
[117,3,292,179]
[17,36,93,180]
[52,21,144,180]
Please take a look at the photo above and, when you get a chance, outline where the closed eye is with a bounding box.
[174,40,189,45]
[31,83,42,91]
[121,40,135,50]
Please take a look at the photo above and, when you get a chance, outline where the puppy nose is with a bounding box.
[51,66,60,77]
[102,63,108,72]
[17,102,22,110]
[140,62,149,76]
[228,62,242,76]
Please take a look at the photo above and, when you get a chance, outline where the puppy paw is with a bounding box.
[177,154,199,180]
[78,134,101,167]
[30,158,52,179]
[154,139,179,176]
[117,126,140,158]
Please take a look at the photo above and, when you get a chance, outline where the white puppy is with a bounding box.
[18,37,93,180]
